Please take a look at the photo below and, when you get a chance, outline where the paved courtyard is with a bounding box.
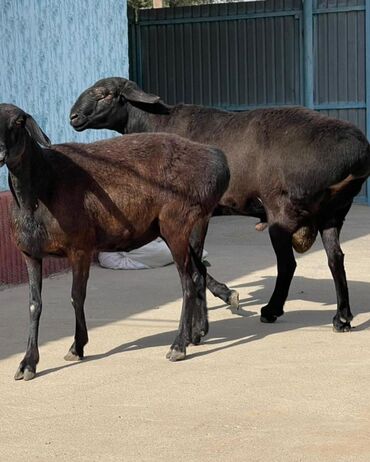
[1,205,370,461]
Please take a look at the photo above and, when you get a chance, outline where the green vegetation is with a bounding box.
[128,0,223,9]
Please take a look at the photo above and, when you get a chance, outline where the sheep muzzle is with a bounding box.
[0,147,7,167]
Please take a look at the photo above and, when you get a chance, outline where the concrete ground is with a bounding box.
[1,205,370,461]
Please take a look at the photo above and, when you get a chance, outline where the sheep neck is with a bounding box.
[7,138,44,213]
[126,103,177,135]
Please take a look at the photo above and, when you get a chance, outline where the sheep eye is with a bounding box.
[14,118,25,127]
[97,93,113,103]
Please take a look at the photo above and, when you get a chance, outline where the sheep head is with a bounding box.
[0,104,50,168]
[70,77,169,133]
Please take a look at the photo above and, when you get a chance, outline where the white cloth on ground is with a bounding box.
[98,238,208,270]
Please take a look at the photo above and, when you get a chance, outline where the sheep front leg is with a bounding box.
[64,251,91,361]
[260,224,297,323]
[14,255,42,381]
[320,226,353,332]
[166,264,196,361]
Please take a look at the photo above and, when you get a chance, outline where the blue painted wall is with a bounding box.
[0,0,129,190]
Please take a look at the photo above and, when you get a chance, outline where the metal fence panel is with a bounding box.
[314,6,365,106]
[313,1,367,200]
[130,0,303,109]
[129,0,369,203]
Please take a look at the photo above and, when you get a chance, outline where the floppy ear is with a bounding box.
[25,115,51,147]
[120,84,170,114]
[120,84,161,105]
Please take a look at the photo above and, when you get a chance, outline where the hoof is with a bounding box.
[333,314,352,332]
[228,290,240,310]
[260,314,277,323]
[192,317,209,345]
[64,351,83,361]
[23,368,36,381]
[14,367,24,381]
[260,305,283,323]
[333,322,352,333]
[14,365,36,381]
[191,331,205,345]
[166,347,186,362]
[192,323,208,345]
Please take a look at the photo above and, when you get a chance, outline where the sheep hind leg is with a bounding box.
[64,250,91,361]
[190,219,239,311]
[206,274,239,309]
[161,223,204,361]
[320,223,353,332]
[14,255,43,381]
[260,224,297,323]
[189,219,238,344]
[189,245,208,345]
[189,220,210,344]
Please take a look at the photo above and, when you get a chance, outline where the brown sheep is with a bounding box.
[0,103,230,380]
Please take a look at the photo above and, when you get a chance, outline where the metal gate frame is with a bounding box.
[304,0,370,204]
[129,0,370,204]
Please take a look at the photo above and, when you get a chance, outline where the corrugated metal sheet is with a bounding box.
[131,0,367,112]
[313,0,367,200]
[316,109,366,133]
[130,0,302,108]
[130,0,368,202]
[0,0,129,191]
[314,3,365,106]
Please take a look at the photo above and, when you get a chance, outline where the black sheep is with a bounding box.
[71,77,370,332]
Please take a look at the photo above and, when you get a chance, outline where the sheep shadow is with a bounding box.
[37,275,370,378]
[212,275,370,329]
